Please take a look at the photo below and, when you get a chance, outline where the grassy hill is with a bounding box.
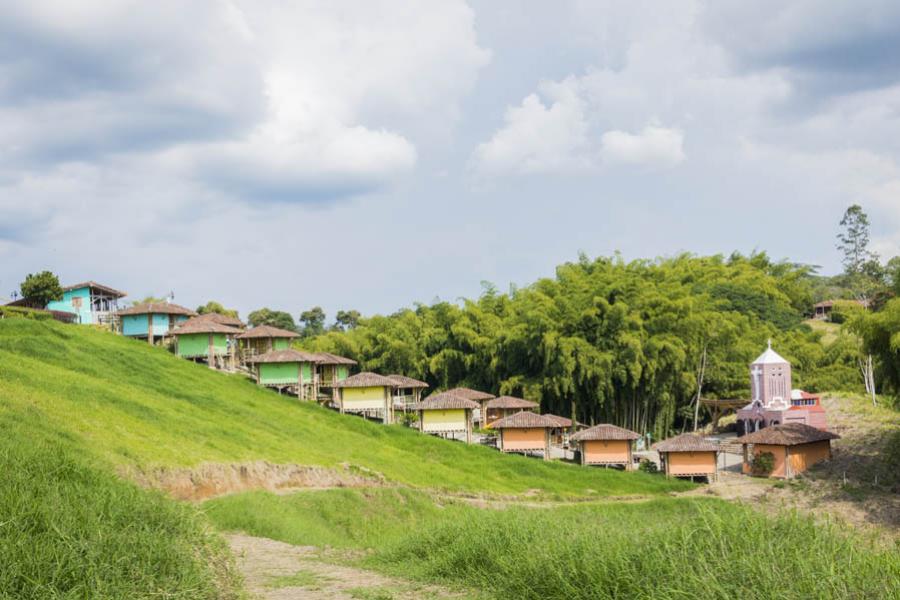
[0,318,682,497]
[3,317,898,598]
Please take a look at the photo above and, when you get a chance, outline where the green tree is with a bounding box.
[299,306,326,338]
[247,308,296,332]
[132,296,167,306]
[333,309,361,331]
[196,301,239,318]
[837,205,877,276]
[19,271,63,307]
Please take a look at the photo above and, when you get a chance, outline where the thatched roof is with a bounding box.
[487,411,556,429]
[334,372,396,388]
[412,392,479,411]
[312,352,358,366]
[63,281,127,297]
[485,396,538,410]
[117,302,197,317]
[246,349,320,364]
[653,433,718,453]
[736,423,840,446]
[193,312,244,328]
[170,319,242,335]
[387,374,429,388]
[542,414,573,428]
[570,424,640,442]
[236,324,298,339]
[443,387,494,402]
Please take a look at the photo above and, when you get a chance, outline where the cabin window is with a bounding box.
[72,297,83,310]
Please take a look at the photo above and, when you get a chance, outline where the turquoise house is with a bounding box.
[116,302,197,343]
[45,281,126,325]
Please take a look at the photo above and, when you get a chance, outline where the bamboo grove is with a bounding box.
[301,253,864,438]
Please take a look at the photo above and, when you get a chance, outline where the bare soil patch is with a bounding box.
[125,461,386,500]
[227,533,468,600]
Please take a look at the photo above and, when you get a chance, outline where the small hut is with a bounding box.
[334,372,397,423]
[46,281,126,325]
[483,396,539,426]
[117,302,197,343]
[170,318,242,370]
[736,423,840,479]
[653,434,719,481]
[247,349,320,400]
[443,387,495,428]
[413,392,479,444]
[542,414,576,446]
[488,411,556,460]
[236,325,298,362]
[387,375,429,413]
[313,352,358,401]
[570,424,640,469]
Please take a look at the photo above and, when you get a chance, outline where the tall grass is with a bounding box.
[374,499,900,600]
[206,488,900,599]
[0,318,687,497]
[0,417,241,599]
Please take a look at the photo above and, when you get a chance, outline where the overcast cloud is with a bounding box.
[2,0,900,319]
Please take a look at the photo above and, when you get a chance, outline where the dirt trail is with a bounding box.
[228,534,467,600]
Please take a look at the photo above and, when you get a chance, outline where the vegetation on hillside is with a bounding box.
[299,252,864,437]
[0,318,684,497]
[206,488,900,600]
[0,417,240,599]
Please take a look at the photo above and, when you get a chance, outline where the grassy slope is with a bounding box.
[0,417,241,599]
[205,488,900,600]
[0,318,685,497]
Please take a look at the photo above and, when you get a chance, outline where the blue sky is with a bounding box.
[2,1,900,319]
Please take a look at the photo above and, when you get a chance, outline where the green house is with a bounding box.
[170,318,242,370]
[117,302,197,343]
[248,349,320,400]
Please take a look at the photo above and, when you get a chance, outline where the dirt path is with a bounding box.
[227,534,468,600]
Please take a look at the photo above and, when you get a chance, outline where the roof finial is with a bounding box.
[767,338,772,350]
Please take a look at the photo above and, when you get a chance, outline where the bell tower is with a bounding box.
[750,340,792,409]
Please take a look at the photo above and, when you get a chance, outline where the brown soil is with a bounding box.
[228,534,468,600]
[125,461,386,501]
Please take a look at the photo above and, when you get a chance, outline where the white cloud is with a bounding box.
[600,125,685,166]
[472,79,591,174]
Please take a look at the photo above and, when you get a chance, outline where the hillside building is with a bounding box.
[483,396,539,426]
[247,349,320,399]
[117,301,197,343]
[653,433,719,481]
[570,423,640,469]
[488,411,556,460]
[413,392,478,444]
[736,423,840,479]
[46,281,126,326]
[334,372,397,423]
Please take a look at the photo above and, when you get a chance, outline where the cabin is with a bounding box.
[812,299,867,321]
[413,392,479,444]
[236,325,298,362]
[443,387,495,428]
[170,318,242,370]
[483,396,539,426]
[737,342,828,434]
[193,312,245,329]
[313,352,358,402]
[334,372,397,423]
[387,375,429,413]
[247,349,320,399]
[46,281,126,325]
[488,411,556,460]
[117,302,197,343]
[653,434,719,481]
[570,424,640,469]
[736,423,840,479]
[542,414,577,446]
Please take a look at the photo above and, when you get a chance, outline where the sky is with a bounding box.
[2,1,900,319]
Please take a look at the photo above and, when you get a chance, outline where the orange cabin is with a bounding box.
[653,433,719,481]
[736,423,839,479]
[570,424,640,469]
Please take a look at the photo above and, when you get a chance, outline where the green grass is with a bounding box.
[0,417,241,599]
[206,488,900,600]
[0,319,686,497]
[266,569,330,590]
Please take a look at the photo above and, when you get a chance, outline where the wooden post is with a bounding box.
[544,428,550,461]
[147,313,153,344]
[383,387,390,425]
[297,364,303,400]
[465,409,473,444]
[338,388,344,414]
[208,334,215,369]
[418,410,424,433]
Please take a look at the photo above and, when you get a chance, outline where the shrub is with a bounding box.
[751,451,776,476]
[638,458,658,474]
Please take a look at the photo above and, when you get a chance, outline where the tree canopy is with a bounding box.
[300,253,864,437]
[19,271,63,307]
[196,301,239,318]
[248,308,297,332]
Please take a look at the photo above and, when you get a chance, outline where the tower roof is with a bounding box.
[752,340,789,365]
